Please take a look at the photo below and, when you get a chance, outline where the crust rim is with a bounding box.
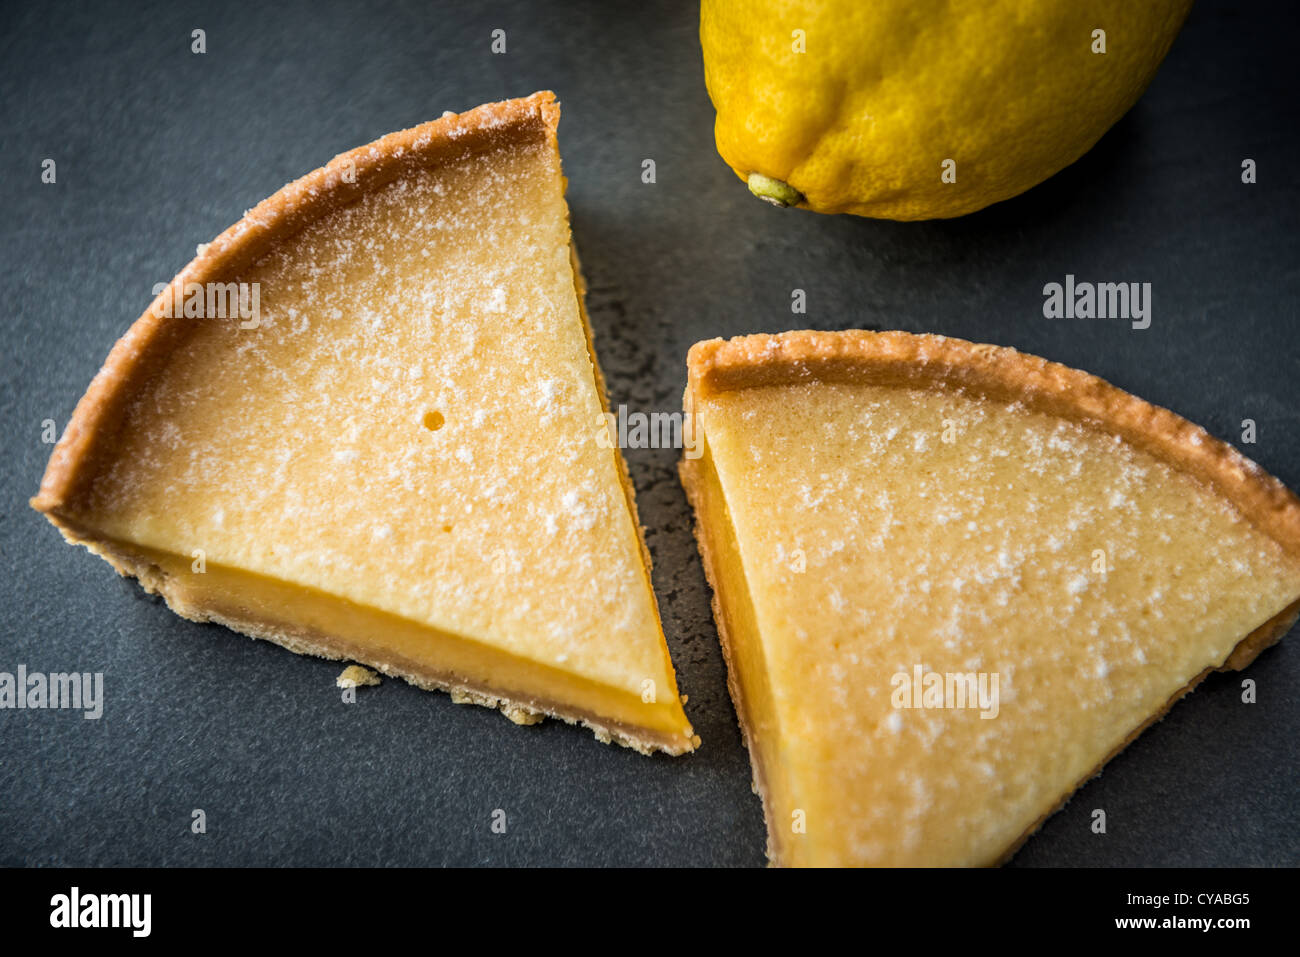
[687,330,1300,561]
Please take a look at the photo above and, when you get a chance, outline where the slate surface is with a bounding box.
[1,0,1296,867]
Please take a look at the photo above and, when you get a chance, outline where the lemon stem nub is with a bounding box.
[747,173,804,208]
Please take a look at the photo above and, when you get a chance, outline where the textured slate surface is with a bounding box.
[1,0,1296,867]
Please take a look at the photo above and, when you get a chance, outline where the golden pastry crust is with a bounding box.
[336,665,381,689]
[681,329,1300,864]
[32,92,695,756]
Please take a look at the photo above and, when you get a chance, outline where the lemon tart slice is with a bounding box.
[680,330,1300,862]
[32,92,696,755]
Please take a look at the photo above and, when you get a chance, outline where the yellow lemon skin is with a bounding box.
[701,0,1193,220]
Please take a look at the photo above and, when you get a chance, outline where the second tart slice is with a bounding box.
[681,330,1300,863]
[32,92,695,755]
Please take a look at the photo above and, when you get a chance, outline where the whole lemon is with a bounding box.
[701,0,1193,219]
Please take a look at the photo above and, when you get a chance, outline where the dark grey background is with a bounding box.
[1,0,1296,867]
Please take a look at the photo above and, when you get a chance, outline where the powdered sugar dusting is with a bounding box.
[702,379,1300,865]
[84,136,667,695]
